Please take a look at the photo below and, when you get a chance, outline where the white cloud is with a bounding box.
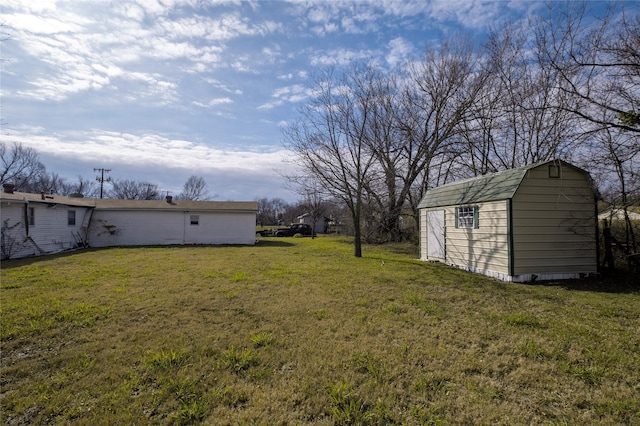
[258,84,311,110]
[386,37,414,67]
[427,0,501,29]
[204,79,243,94]
[193,97,233,107]
[309,48,376,66]
[7,126,292,175]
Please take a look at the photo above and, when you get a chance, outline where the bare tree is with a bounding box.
[533,1,640,259]
[0,142,47,190]
[536,2,639,135]
[256,197,289,226]
[61,175,99,198]
[109,179,160,200]
[377,38,486,240]
[457,20,579,177]
[291,177,328,238]
[28,172,68,195]
[284,65,378,257]
[179,175,209,200]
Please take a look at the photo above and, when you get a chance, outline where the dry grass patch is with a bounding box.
[1,237,639,425]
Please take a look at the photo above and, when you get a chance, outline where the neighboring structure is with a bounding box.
[598,207,640,222]
[1,187,258,259]
[418,160,599,282]
[297,213,329,234]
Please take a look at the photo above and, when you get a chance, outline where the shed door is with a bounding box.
[427,210,445,259]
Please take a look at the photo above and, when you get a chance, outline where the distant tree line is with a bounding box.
[255,196,343,231]
[0,142,210,201]
[284,1,639,256]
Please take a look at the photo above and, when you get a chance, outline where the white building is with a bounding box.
[88,197,257,247]
[1,186,257,259]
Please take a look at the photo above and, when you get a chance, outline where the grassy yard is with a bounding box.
[1,236,639,425]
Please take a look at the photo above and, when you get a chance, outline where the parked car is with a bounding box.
[274,223,314,237]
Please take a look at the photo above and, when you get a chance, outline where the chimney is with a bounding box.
[3,183,15,194]
[166,195,173,203]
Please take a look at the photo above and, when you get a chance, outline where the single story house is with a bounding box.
[1,185,95,259]
[1,186,258,259]
[88,196,258,247]
[418,159,599,282]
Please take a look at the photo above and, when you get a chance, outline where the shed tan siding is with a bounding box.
[419,209,427,260]
[511,165,597,276]
[444,200,510,276]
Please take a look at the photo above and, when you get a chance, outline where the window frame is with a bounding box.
[455,206,479,229]
[28,207,35,226]
[67,210,76,226]
[190,215,200,226]
[549,164,561,178]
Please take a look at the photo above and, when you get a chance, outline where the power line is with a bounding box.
[94,168,111,199]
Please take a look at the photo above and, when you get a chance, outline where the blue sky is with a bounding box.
[2,0,551,201]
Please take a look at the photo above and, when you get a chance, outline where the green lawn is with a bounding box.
[1,236,639,425]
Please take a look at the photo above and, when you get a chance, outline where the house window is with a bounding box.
[456,206,479,229]
[68,210,76,226]
[28,207,35,226]
[190,215,199,225]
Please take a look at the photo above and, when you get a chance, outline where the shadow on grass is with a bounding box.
[528,270,640,294]
[253,239,296,247]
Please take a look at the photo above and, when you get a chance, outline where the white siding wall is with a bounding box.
[444,200,510,277]
[1,202,91,258]
[511,166,597,277]
[89,210,256,247]
[183,210,257,245]
[1,202,30,258]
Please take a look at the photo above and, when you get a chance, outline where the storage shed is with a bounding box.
[418,160,599,282]
[88,197,258,247]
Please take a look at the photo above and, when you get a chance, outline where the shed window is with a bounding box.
[190,215,199,225]
[455,206,479,229]
[28,207,35,226]
[68,210,76,226]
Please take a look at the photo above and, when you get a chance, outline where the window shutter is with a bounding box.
[454,208,459,229]
[473,206,479,229]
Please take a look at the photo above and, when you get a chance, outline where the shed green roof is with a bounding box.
[418,159,584,209]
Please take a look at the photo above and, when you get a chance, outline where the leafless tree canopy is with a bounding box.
[0,142,46,190]
[179,175,209,201]
[283,1,639,254]
[109,179,161,200]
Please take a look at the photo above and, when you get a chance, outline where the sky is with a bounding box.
[1,0,567,202]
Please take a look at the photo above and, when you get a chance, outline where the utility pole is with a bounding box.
[94,168,111,199]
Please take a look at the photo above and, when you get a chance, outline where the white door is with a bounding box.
[427,210,445,259]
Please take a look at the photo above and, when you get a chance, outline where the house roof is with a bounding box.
[0,191,97,207]
[1,191,257,212]
[418,159,591,209]
[94,198,257,212]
